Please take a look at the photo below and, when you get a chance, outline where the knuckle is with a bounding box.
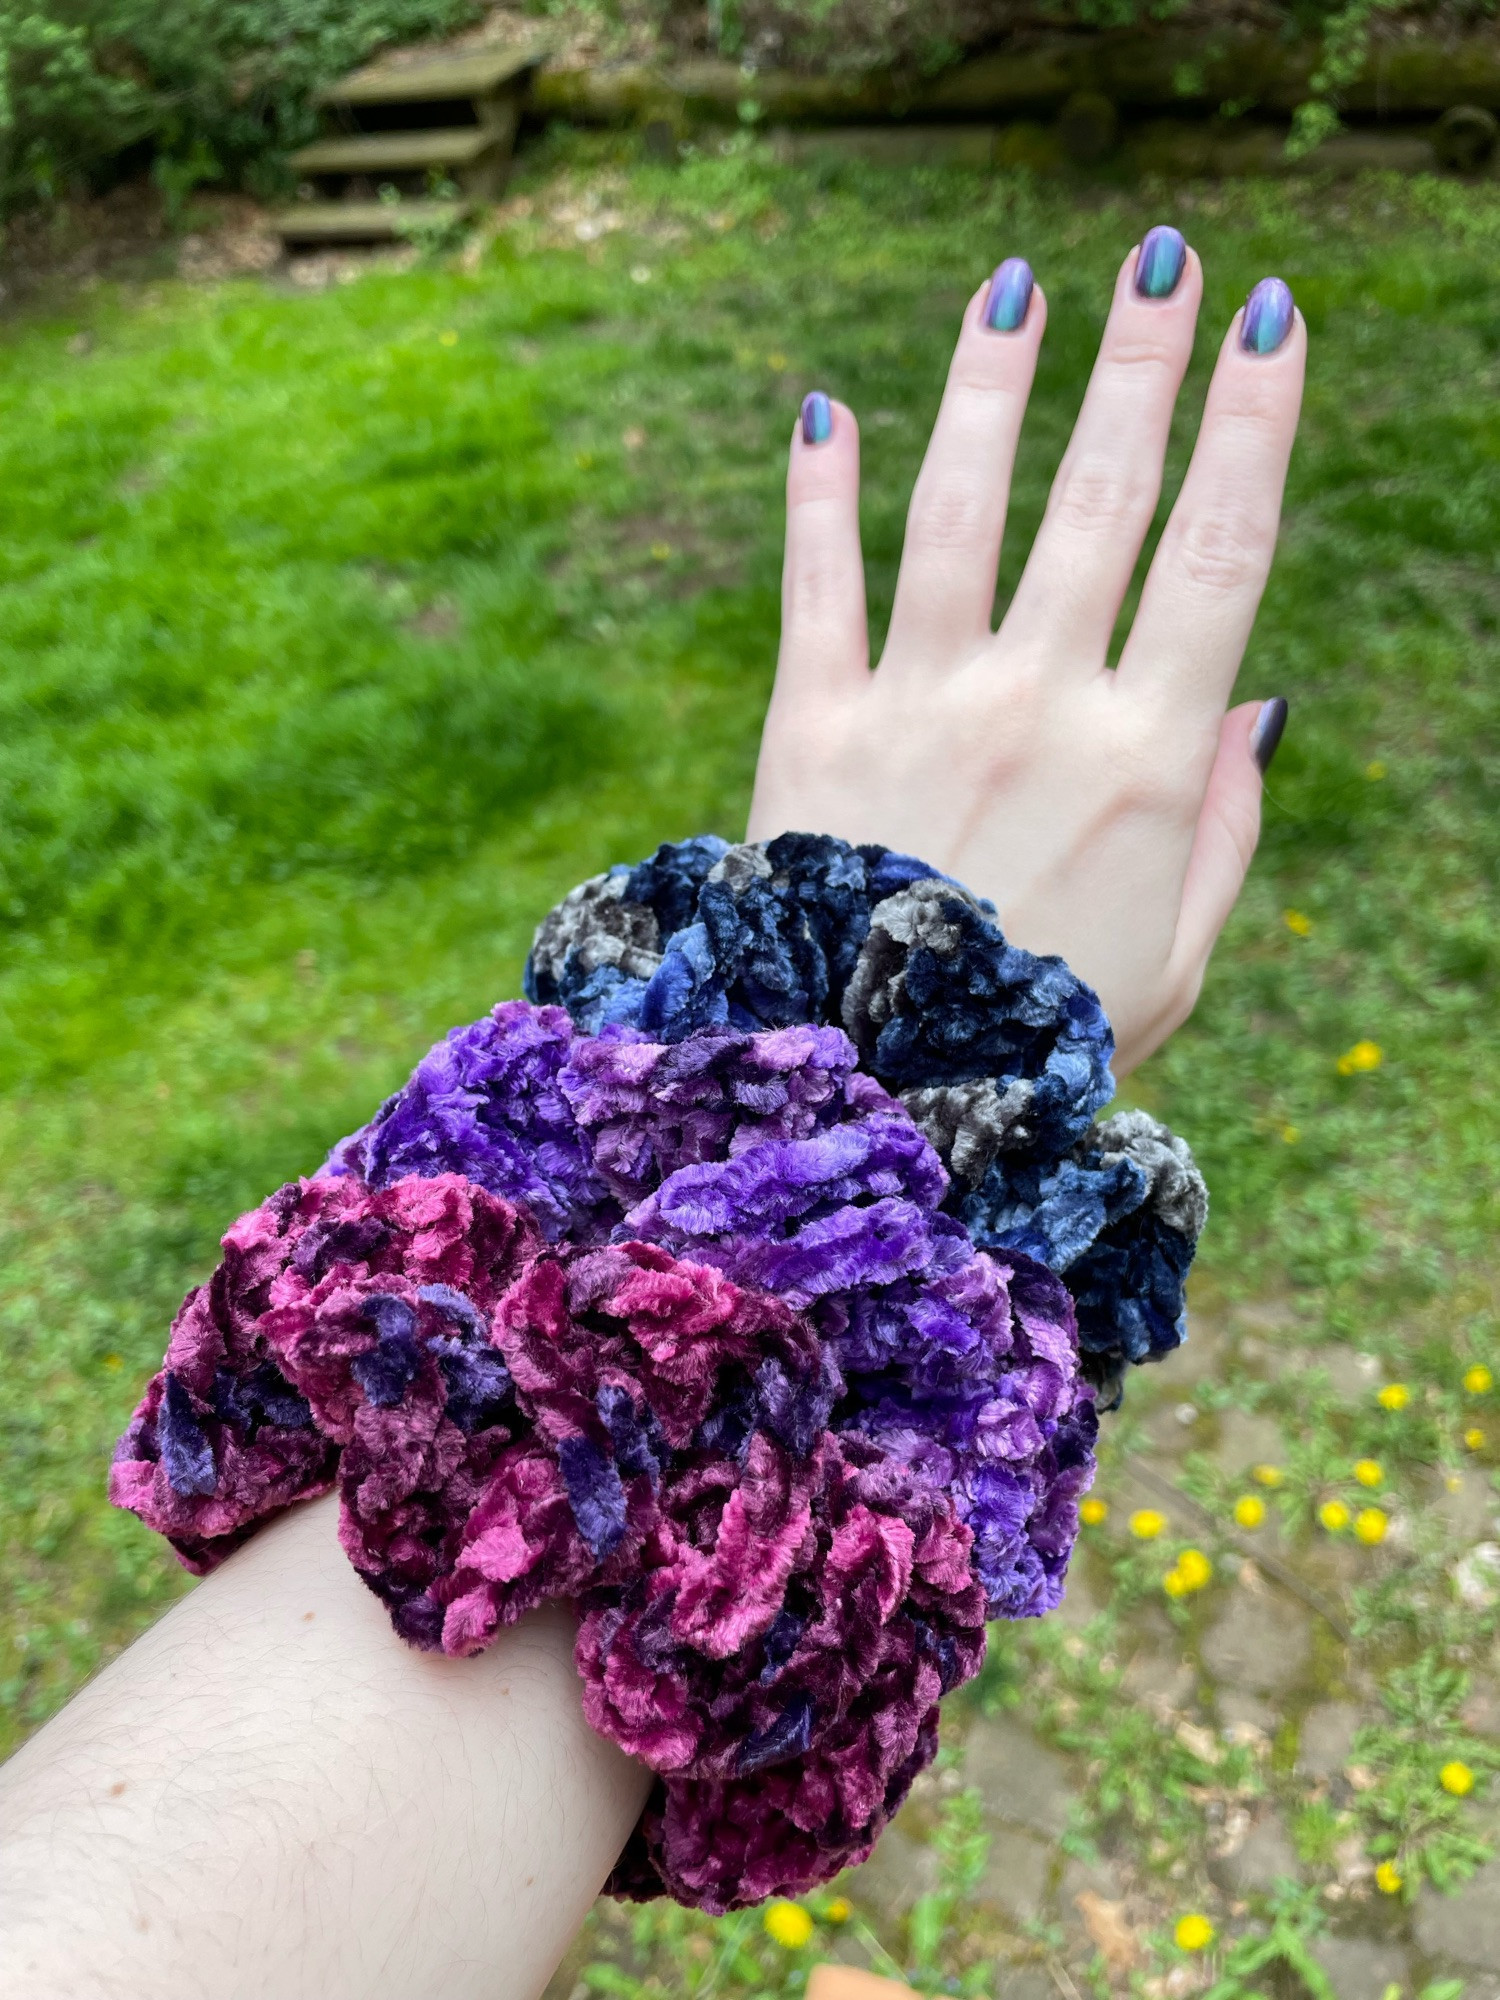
[1169,506,1271,595]
[1049,457,1157,540]
[907,474,994,556]
[1109,716,1203,821]
[1103,329,1182,373]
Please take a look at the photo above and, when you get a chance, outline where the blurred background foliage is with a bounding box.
[2,0,1497,216]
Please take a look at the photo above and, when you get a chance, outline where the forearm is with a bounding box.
[0,1493,650,2000]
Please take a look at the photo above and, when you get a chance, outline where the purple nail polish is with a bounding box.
[1251,696,1288,773]
[1241,277,1295,355]
[985,258,1033,333]
[801,391,832,445]
[1136,225,1187,300]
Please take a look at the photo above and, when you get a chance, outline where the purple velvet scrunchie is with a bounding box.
[112,836,1202,1912]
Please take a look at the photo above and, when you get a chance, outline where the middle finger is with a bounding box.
[997,229,1202,678]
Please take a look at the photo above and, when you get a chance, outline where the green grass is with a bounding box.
[2,139,1498,1985]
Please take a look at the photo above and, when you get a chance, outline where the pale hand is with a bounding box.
[748,243,1304,1076]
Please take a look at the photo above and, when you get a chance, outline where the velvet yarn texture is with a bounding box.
[113,834,1205,1911]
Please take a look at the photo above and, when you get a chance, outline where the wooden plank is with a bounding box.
[271,199,471,244]
[317,42,542,107]
[290,129,500,173]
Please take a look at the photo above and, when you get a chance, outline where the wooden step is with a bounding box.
[316,41,542,108]
[271,198,471,245]
[289,127,504,174]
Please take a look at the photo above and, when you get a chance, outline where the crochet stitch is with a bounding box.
[115,833,1206,1911]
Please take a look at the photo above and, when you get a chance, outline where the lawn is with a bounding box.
[2,141,1498,1992]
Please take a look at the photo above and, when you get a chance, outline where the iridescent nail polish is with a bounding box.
[1251,696,1288,774]
[801,391,832,445]
[1135,225,1187,300]
[985,258,1034,333]
[1241,277,1295,355]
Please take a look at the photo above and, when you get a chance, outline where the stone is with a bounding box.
[1296,1702,1367,1780]
[844,1821,938,1919]
[995,1972,1054,2000]
[975,1825,1053,1927]
[1311,1933,1412,1999]
[1153,1311,1224,1389]
[1142,1401,1202,1457]
[1214,1411,1285,1481]
[1230,1300,1297,1338]
[1217,1688,1277,1738]
[1437,1470,1499,1541]
[1297,1345,1380,1401]
[1123,1648,1195,1710]
[1414,1857,1500,1968]
[1463,1679,1500,1737]
[1201,1584,1310,1697]
[963,1712,1076,1839]
[1060,1853,1124,1909]
[1054,1558,1104,1629]
[1208,1810,1301,1896]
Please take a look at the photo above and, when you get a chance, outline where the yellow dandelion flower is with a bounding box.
[1354,1459,1383,1488]
[1280,1124,1301,1144]
[1163,1567,1188,1598]
[1129,1509,1167,1541]
[1176,1548,1213,1592]
[763,1900,814,1949]
[766,352,789,371]
[1365,759,1387,780]
[1320,1500,1352,1533]
[1234,1494,1266,1530]
[823,1897,851,1925]
[1284,909,1313,936]
[1375,1860,1403,1895]
[1464,1365,1493,1396]
[439,329,459,346]
[1337,1039,1383,1076]
[1377,1383,1410,1412]
[650,541,673,561]
[1440,1761,1475,1797]
[1079,1497,1108,1526]
[1252,1463,1285,1488]
[1355,1507,1388,1546]
[1466,1428,1486,1452]
[1175,1913,1215,1952]
[102,1352,123,1370]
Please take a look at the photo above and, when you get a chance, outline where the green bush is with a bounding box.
[0,0,484,211]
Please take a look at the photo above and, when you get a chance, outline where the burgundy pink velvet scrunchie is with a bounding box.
[113,834,1205,1911]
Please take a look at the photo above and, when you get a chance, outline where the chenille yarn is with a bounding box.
[113,833,1204,1910]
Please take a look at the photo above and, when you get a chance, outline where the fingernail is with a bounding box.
[1241,277,1295,355]
[1135,225,1187,300]
[1251,696,1288,773]
[801,391,832,445]
[985,257,1034,333]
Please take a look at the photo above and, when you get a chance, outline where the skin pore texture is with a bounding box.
[0,235,1303,1998]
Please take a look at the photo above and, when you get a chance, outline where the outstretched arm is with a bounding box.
[0,1494,649,2000]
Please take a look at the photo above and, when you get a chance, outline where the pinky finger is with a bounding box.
[1168,698,1279,999]
[778,395,869,697]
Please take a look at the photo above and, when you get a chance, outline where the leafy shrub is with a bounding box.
[0,0,484,211]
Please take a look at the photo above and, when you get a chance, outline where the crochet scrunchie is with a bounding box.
[113,834,1204,1912]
